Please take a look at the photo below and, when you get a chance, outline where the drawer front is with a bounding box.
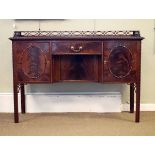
[52,41,102,54]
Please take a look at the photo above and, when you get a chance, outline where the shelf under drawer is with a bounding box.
[52,55,102,82]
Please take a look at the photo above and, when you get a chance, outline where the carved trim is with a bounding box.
[10,31,143,40]
[108,45,133,79]
[17,84,21,93]
[127,83,136,92]
[19,44,47,80]
[13,31,140,37]
[134,83,137,93]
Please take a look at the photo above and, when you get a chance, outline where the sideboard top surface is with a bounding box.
[10,31,144,40]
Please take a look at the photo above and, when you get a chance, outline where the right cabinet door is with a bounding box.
[103,41,138,82]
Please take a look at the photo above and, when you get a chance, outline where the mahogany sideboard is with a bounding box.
[10,31,144,123]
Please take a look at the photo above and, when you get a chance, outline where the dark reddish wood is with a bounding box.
[109,46,132,78]
[135,41,141,122]
[14,41,51,83]
[53,55,100,82]
[130,83,134,113]
[21,84,26,114]
[10,31,143,123]
[52,56,61,83]
[13,82,19,123]
[52,41,102,54]
[135,81,140,122]
[103,41,137,83]
[12,41,19,123]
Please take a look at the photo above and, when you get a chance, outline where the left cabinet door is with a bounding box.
[13,41,51,83]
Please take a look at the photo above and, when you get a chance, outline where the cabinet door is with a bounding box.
[103,41,138,82]
[13,41,51,83]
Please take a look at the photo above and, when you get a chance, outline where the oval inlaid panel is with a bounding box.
[108,46,132,78]
[22,46,46,79]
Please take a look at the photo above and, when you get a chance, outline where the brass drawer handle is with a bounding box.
[70,46,83,52]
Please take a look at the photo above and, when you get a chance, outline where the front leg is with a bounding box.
[135,81,140,122]
[130,83,134,113]
[13,82,19,123]
[21,84,26,114]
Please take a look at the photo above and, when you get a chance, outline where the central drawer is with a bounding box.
[52,41,102,54]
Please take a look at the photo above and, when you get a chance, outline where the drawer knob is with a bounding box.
[70,46,83,52]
